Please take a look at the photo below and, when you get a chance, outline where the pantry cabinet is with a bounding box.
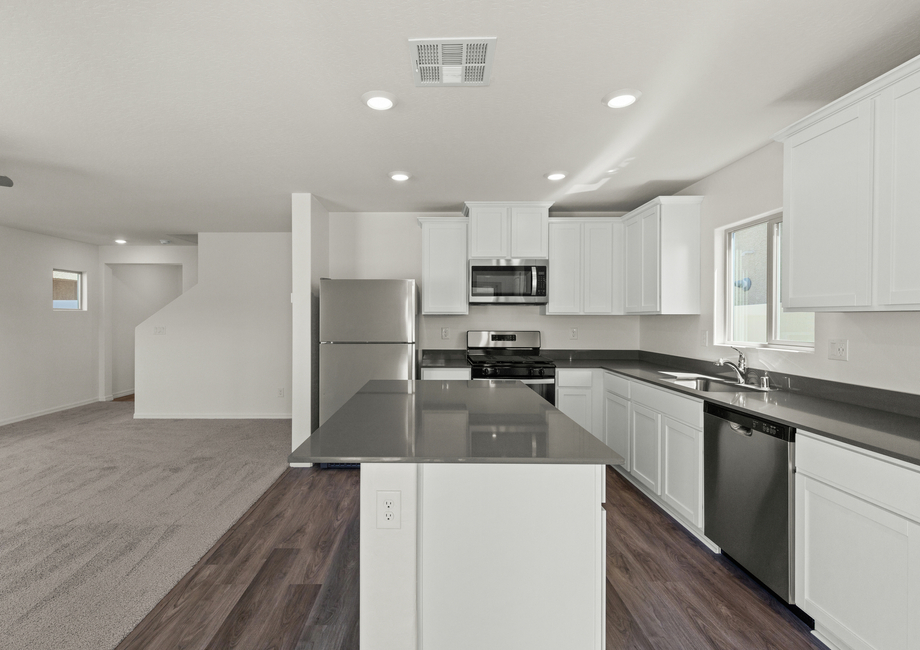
[623,196,702,314]
[795,431,920,650]
[465,202,552,259]
[547,218,623,315]
[774,54,920,311]
[418,217,469,315]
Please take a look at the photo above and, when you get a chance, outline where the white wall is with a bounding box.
[110,264,183,397]
[0,224,100,425]
[329,212,641,351]
[98,245,198,401]
[134,232,293,418]
[640,142,920,396]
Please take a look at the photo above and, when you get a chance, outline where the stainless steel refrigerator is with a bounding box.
[319,278,417,425]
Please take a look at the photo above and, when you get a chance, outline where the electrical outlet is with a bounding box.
[153,326,166,335]
[699,330,709,347]
[278,388,284,398]
[441,327,450,340]
[376,490,401,529]
[828,339,849,361]
[570,327,578,340]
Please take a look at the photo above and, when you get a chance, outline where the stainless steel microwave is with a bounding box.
[469,259,548,304]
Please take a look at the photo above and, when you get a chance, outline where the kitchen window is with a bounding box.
[53,269,84,310]
[725,214,813,349]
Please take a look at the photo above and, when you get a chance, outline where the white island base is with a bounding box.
[360,462,607,650]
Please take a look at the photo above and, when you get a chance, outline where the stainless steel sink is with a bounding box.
[658,372,762,393]
[677,378,759,393]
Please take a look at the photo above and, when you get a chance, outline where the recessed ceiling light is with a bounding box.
[545,172,566,181]
[390,171,410,181]
[362,91,397,111]
[115,239,127,244]
[602,89,642,109]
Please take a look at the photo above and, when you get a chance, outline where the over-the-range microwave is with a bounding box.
[469,259,548,305]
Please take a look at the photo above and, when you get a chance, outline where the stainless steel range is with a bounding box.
[467,330,556,405]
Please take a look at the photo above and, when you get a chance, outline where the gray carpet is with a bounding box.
[0,402,291,650]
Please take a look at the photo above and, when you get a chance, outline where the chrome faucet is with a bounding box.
[716,347,747,384]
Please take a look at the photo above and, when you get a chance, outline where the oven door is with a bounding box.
[469,259,548,304]
[473,377,555,406]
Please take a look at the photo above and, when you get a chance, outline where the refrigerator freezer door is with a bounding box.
[320,343,416,425]
[320,279,417,343]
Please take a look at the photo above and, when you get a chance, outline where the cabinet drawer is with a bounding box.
[629,380,702,429]
[421,368,471,380]
[797,432,920,523]
[556,369,593,387]
[603,372,629,398]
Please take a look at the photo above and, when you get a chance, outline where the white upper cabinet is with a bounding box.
[877,68,920,307]
[547,218,623,315]
[418,217,469,315]
[465,202,552,259]
[623,197,702,315]
[774,54,920,311]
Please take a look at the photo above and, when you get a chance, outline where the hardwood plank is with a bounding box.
[119,465,829,650]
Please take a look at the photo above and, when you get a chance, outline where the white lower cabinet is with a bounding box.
[661,417,702,527]
[420,368,471,380]
[629,402,661,495]
[557,387,593,434]
[795,432,920,650]
[601,371,705,538]
[556,369,596,437]
[604,391,630,472]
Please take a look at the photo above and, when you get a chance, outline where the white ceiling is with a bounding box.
[2,0,920,245]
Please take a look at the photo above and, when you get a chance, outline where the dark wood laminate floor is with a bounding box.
[117,466,825,650]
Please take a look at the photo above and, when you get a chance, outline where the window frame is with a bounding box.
[52,269,86,311]
[723,213,813,351]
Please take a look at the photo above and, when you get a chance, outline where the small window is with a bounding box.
[726,215,813,349]
[53,270,83,310]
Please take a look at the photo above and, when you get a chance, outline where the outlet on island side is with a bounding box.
[278,388,284,398]
[376,490,401,529]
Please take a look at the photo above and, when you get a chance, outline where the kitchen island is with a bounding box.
[289,379,622,650]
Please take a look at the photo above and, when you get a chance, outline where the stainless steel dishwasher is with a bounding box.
[703,402,795,604]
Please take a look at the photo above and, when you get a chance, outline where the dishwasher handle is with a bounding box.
[704,402,795,441]
[729,421,753,436]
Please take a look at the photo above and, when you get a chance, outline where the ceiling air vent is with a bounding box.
[408,37,497,87]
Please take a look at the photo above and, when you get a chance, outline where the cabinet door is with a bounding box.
[557,387,593,436]
[877,71,920,307]
[421,221,469,314]
[604,391,629,472]
[625,206,659,313]
[510,206,549,258]
[547,221,582,314]
[469,207,509,258]
[796,474,919,650]
[662,417,702,528]
[420,368,472,380]
[629,402,661,494]
[782,101,874,309]
[582,221,613,314]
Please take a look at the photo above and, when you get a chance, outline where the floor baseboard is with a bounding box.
[134,412,293,419]
[0,397,101,428]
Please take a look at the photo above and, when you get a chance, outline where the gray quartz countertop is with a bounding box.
[555,358,920,466]
[289,379,624,465]
[420,350,470,368]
